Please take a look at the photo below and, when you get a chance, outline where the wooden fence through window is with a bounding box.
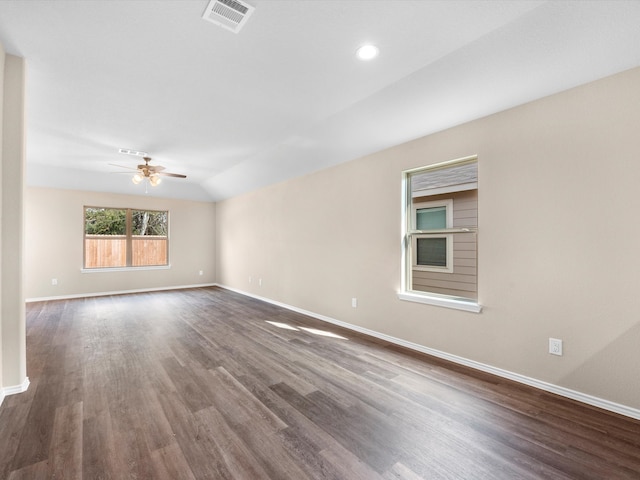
[84,235,167,268]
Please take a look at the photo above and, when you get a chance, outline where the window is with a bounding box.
[84,207,169,269]
[400,156,480,312]
[412,199,453,272]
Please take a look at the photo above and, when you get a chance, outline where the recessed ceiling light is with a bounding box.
[356,44,379,61]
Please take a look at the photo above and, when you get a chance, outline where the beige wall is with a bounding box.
[1,47,28,393]
[25,188,216,299]
[216,67,640,411]
[0,41,4,395]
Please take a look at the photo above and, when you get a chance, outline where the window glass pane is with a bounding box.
[84,237,127,268]
[84,208,126,235]
[132,210,168,266]
[417,237,447,267]
[132,210,167,236]
[84,208,127,268]
[132,237,167,266]
[416,206,446,230]
[411,162,477,194]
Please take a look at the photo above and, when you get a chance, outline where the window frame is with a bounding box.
[399,155,481,313]
[411,198,454,273]
[82,206,170,271]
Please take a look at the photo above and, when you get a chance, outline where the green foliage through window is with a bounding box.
[85,208,126,235]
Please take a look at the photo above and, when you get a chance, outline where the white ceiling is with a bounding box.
[1,0,640,202]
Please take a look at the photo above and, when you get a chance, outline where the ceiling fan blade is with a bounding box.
[112,153,183,179]
[109,163,138,171]
[140,164,166,172]
[157,172,187,178]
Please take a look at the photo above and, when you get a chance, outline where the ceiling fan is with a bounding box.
[110,149,187,187]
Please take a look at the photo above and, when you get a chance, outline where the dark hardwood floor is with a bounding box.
[1,287,639,479]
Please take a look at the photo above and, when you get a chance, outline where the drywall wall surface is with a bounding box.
[1,51,27,391]
[216,67,640,410]
[25,188,216,299]
[0,41,5,394]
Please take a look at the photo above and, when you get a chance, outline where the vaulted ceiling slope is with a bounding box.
[1,1,640,202]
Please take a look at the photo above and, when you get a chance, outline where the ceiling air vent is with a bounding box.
[202,0,255,33]
[118,148,148,157]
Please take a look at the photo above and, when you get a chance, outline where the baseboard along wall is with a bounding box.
[24,283,217,303]
[0,377,30,408]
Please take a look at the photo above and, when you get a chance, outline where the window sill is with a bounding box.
[397,291,482,313]
[81,265,171,273]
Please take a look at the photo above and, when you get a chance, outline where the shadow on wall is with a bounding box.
[560,321,640,410]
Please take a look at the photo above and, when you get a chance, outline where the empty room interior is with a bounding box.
[1,1,640,479]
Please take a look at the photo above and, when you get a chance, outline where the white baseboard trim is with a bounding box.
[218,284,640,421]
[25,283,217,303]
[0,377,30,407]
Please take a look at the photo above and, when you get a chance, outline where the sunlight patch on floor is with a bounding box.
[265,321,348,340]
[299,327,348,340]
[265,321,300,331]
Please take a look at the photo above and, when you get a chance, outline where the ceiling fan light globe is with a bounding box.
[116,155,183,186]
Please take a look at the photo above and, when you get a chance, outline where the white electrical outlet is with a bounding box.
[258,278,262,287]
[549,338,563,356]
[51,278,58,286]
[351,298,358,308]
[198,270,203,276]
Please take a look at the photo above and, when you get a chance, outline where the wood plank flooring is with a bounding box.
[1,287,639,479]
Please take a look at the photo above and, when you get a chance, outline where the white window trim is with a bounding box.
[397,290,482,313]
[411,199,453,273]
[81,265,171,273]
